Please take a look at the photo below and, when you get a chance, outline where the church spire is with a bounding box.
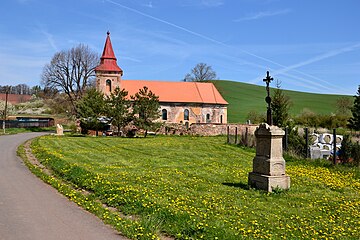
[95,31,123,75]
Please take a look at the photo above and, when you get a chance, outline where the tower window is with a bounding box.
[162,109,168,120]
[220,115,223,124]
[184,109,189,121]
[106,79,112,93]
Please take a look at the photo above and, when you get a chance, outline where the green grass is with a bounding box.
[0,127,54,135]
[30,135,360,239]
[212,80,353,123]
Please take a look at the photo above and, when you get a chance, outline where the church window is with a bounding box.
[184,109,189,120]
[106,79,112,93]
[162,109,168,120]
[220,115,223,124]
[206,113,211,123]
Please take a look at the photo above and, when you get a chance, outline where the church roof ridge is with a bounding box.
[121,80,228,105]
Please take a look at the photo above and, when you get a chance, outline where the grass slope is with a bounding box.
[212,80,353,123]
[31,135,360,240]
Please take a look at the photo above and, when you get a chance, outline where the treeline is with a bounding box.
[0,84,42,95]
[247,82,359,131]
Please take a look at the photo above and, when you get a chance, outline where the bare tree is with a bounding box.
[41,44,99,113]
[184,63,218,82]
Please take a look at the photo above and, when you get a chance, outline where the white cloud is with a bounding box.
[234,9,291,22]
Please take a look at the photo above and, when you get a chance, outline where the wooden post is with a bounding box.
[333,128,337,165]
[284,127,288,151]
[245,127,249,147]
[235,127,238,144]
[305,128,309,158]
[227,126,230,144]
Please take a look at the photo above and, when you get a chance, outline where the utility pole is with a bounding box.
[3,86,10,134]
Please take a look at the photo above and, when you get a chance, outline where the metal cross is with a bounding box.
[263,71,273,125]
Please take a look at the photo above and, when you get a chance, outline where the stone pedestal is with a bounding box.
[248,123,290,192]
[56,124,64,136]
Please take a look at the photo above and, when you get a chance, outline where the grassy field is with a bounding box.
[28,135,360,239]
[212,80,353,123]
[0,127,54,135]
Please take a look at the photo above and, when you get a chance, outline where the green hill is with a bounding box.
[212,80,352,123]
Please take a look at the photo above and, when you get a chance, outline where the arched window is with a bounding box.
[184,109,189,121]
[206,113,211,123]
[162,109,168,120]
[220,115,223,124]
[106,79,112,93]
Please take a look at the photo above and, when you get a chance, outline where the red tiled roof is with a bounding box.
[121,80,228,105]
[95,32,123,73]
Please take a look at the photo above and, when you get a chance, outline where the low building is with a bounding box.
[95,32,228,125]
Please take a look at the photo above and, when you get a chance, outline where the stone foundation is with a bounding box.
[248,172,290,192]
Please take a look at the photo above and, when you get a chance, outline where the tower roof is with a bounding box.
[95,31,123,74]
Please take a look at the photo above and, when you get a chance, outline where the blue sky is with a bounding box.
[0,0,359,95]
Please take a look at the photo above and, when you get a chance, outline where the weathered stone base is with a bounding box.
[248,172,290,192]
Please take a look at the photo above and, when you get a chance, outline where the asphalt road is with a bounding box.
[0,133,125,240]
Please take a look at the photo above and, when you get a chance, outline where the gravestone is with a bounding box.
[248,123,290,192]
[56,124,64,136]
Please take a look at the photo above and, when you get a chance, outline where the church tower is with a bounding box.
[95,31,123,95]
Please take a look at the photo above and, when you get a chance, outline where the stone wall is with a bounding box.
[160,103,227,124]
[189,123,257,136]
[158,123,257,137]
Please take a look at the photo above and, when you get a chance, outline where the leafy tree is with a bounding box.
[41,44,99,114]
[106,87,132,136]
[184,63,218,82]
[336,96,353,116]
[76,88,107,135]
[348,85,360,131]
[271,81,291,127]
[131,86,160,137]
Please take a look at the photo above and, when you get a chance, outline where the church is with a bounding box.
[95,32,228,125]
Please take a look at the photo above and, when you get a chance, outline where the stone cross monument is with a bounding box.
[263,71,273,125]
[248,123,290,192]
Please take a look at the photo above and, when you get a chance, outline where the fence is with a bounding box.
[226,125,347,163]
[226,125,256,147]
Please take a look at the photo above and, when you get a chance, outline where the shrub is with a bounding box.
[295,110,349,129]
[352,141,360,167]
[339,135,352,163]
[246,111,266,124]
[285,121,306,158]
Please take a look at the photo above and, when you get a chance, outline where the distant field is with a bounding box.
[212,80,353,123]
